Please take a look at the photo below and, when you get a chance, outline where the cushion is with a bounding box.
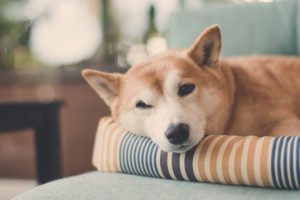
[167,0,299,57]
[92,117,300,189]
[12,171,300,200]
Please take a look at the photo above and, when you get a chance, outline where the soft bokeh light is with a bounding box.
[23,0,57,20]
[111,0,149,39]
[238,0,274,2]
[152,0,179,32]
[37,84,55,102]
[1,0,275,70]
[257,0,274,2]
[126,43,148,66]
[29,0,101,66]
[111,0,179,39]
[146,36,168,56]
[122,36,168,67]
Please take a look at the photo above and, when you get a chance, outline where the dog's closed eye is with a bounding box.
[178,84,195,97]
[136,100,153,109]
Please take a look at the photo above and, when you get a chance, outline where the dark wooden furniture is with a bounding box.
[0,101,63,184]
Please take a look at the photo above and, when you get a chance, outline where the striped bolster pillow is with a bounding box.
[92,117,300,189]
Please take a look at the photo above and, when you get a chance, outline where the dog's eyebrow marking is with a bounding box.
[164,70,180,96]
[153,77,163,95]
[139,69,164,95]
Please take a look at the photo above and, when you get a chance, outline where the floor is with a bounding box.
[0,179,36,200]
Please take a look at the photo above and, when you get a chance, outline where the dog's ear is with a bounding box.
[82,69,122,107]
[187,25,222,67]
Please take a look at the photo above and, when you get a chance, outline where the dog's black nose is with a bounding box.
[165,123,189,145]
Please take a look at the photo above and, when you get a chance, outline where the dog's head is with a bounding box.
[83,25,231,152]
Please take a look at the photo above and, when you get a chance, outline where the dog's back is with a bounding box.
[224,55,300,137]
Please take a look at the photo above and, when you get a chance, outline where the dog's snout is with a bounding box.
[165,123,189,145]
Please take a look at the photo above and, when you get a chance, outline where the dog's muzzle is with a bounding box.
[165,123,189,145]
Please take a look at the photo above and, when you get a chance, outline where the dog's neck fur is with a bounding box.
[205,58,237,135]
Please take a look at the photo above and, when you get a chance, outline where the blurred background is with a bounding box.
[0,0,278,198]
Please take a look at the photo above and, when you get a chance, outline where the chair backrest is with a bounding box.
[167,0,300,57]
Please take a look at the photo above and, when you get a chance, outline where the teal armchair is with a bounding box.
[168,0,300,57]
[13,0,300,199]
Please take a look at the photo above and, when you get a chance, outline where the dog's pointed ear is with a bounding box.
[82,69,122,106]
[187,25,222,67]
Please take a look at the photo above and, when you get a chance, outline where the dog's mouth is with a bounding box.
[168,137,205,153]
[171,143,195,153]
[178,144,190,150]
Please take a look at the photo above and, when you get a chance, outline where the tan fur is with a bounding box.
[82,25,300,152]
[225,55,300,137]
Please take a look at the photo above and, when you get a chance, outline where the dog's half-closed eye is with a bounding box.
[136,100,153,109]
[178,84,195,97]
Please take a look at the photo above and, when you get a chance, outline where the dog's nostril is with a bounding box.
[165,123,189,145]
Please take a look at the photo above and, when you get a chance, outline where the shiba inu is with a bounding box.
[82,25,300,153]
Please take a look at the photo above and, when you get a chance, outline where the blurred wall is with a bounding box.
[0,75,110,178]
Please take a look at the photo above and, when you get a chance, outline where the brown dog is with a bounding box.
[82,25,300,153]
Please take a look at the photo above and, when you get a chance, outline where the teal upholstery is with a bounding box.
[13,171,300,200]
[167,0,300,57]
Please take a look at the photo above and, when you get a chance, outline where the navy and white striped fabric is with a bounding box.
[271,137,300,189]
[93,117,300,189]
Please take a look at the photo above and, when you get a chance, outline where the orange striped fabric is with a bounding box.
[92,117,300,189]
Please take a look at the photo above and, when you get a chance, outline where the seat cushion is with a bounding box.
[13,171,300,200]
[167,0,299,56]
